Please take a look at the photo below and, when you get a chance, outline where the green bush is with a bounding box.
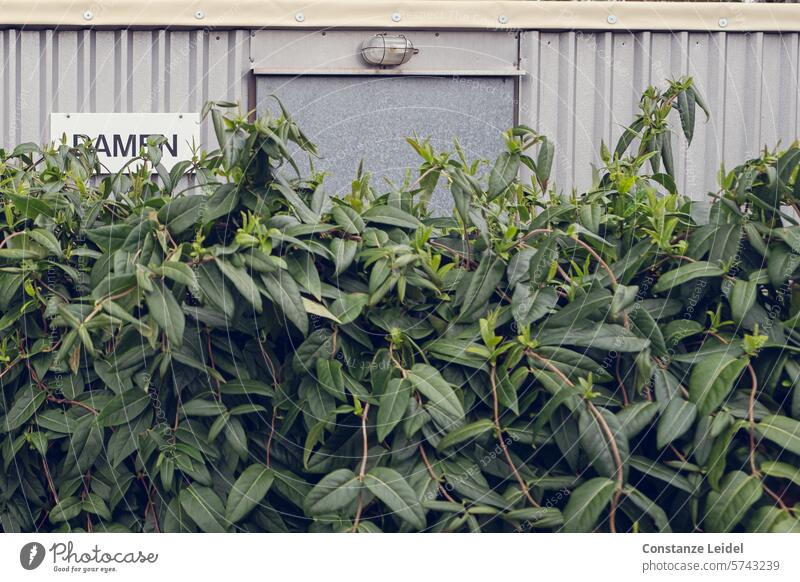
[1,78,799,533]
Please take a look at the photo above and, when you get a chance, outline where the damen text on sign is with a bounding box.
[50,113,200,172]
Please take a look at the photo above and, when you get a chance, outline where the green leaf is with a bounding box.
[747,506,797,533]
[756,415,800,456]
[332,205,365,234]
[28,229,63,258]
[302,298,341,323]
[97,389,151,427]
[562,477,616,532]
[179,485,229,532]
[261,270,309,335]
[616,402,659,439]
[157,196,205,235]
[407,364,465,421]
[615,117,644,157]
[145,282,185,347]
[728,279,757,324]
[535,138,555,186]
[629,456,694,494]
[535,324,650,352]
[157,261,198,289]
[182,397,226,417]
[316,359,346,401]
[677,88,696,144]
[623,485,672,532]
[25,431,49,457]
[0,386,46,433]
[196,262,234,318]
[704,471,762,533]
[362,205,421,230]
[304,468,361,515]
[225,464,275,523]
[219,379,276,399]
[760,460,800,486]
[578,404,629,481]
[329,293,369,325]
[689,352,748,416]
[705,420,747,491]
[331,238,357,276]
[458,252,505,320]
[7,192,55,219]
[82,493,112,521]
[503,507,563,529]
[656,398,697,448]
[437,419,495,451]
[377,378,411,442]
[216,258,263,313]
[49,497,83,523]
[527,237,559,286]
[363,467,426,529]
[653,261,725,293]
[285,253,322,300]
[275,181,318,224]
[488,151,520,199]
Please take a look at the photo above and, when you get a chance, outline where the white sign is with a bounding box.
[50,113,200,172]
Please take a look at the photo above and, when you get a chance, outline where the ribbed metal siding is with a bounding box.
[0,29,250,147]
[1,29,799,201]
[521,31,800,197]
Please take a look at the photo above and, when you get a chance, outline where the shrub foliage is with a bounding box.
[1,79,800,533]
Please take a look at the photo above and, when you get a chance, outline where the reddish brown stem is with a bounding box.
[265,408,277,468]
[529,351,624,531]
[747,363,759,475]
[47,396,98,415]
[490,365,539,507]
[419,445,457,503]
[615,354,630,406]
[42,457,59,504]
[352,403,371,532]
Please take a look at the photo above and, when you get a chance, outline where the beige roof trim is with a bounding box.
[1,1,799,32]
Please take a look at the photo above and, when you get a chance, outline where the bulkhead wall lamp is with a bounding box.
[360,34,419,67]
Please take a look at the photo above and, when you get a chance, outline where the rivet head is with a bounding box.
[498,15,509,25]
[195,10,205,20]
[83,10,93,21]
[392,12,402,22]
[718,18,728,28]
[295,12,305,22]
[607,15,617,25]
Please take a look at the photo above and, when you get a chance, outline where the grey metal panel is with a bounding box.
[256,74,515,213]
[0,27,798,206]
[520,31,800,198]
[252,30,519,74]
[0,29,250,148]
[252,29,519,213]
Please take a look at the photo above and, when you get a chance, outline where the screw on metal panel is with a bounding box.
[195,10,205,20]
[295,12,305,22]
[83,10,93,21]
[607,15,617,25]
[392,12,402,22]
[718,18,728,28]
[498,15,509,25]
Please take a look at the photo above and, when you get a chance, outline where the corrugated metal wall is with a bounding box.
[522,30,800,196]
[0,29,250,147]
[1,28,799,199]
